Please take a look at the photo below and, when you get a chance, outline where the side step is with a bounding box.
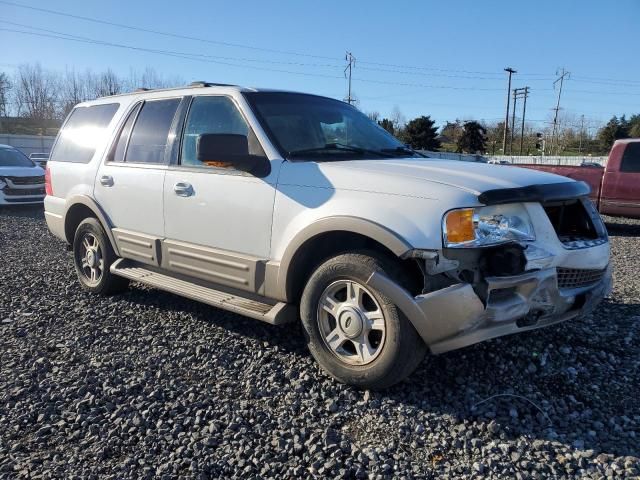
[111,259,296,325]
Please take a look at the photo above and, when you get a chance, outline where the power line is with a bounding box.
[0,27,511,93]
[3,0,640,88]
[0,0,339,60]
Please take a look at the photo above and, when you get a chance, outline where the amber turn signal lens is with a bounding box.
[445,209,475,243]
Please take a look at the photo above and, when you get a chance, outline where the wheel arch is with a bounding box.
[274,217,416,303]
[63,195,120,256]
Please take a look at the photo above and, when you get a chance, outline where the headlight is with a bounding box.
[443,204,535,247]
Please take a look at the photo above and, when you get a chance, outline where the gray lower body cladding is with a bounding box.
[367,265,612,354]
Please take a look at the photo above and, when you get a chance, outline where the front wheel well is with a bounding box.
[285,230,423,303]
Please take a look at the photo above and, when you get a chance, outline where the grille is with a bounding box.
[557,267,606,289]
[5,175,45,185]
[2,187,45,196]
[543,199,603,248]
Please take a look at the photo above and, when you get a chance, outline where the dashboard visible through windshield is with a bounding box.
[244,92,420,161]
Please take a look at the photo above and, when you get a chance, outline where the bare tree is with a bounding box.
[0,72,11,117]
[390,106,406,133]
[13,63,59,120]
[125,67,184,92]
[60,68,90,117]
[367,111,380,122]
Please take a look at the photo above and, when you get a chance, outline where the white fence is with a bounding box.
[0,134,56,157]
[421,151,608,166]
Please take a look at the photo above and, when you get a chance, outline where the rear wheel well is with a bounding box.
[64,204,98,244]
[285,230,422,303]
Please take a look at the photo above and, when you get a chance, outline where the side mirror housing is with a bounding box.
[196,133,270,177]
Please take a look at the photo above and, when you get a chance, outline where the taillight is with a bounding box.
[45,166,53,196]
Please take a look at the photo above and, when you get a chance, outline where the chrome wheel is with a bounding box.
[77,232,103,285]
[317,279,386,366]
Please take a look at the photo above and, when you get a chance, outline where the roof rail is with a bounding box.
[189,81,237,88]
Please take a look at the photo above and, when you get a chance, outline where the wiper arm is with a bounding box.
[288,143,394,158]
[379,146,426,157]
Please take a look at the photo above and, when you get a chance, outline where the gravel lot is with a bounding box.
[1,206,639,479]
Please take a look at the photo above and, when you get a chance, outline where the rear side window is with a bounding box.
[111,103,142,163]
[620,143,640,173]
[125,98,180,164]
[50,103,119,163]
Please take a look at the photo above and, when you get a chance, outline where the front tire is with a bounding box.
[300,252,427,389]
[72,218,129,295]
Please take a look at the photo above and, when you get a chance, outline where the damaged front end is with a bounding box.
[367,187,612,354]
[368,246,611,354]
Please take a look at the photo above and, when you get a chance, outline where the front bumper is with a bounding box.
[367,265,612,354]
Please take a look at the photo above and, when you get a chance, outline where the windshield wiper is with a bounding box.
[288,143,395,159]
[379,146,425,157]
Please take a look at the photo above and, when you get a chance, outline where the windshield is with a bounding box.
[244,92,416,160]
[0,148,35,167]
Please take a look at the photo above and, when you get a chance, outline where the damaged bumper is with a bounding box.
[367,265,612,354]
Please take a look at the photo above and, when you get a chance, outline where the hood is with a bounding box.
[0,164,45,178]
[280,158,573,200]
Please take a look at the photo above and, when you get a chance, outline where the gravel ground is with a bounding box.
[1,206,639,479]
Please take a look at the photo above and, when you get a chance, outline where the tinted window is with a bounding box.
[125,99,180,164]
[181,96,258,168]
[0,148,35,167]
[111,103,142,162]
[50,103,119,163]
[621,143,640,173]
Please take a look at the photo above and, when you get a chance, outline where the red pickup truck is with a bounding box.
[520,139,640,218]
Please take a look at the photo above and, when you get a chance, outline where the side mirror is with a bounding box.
[196,133,270,177]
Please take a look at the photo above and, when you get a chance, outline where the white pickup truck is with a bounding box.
[44,83,611,389]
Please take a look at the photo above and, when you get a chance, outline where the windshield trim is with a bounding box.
[242,91,407,162]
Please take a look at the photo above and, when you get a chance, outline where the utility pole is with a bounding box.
[502,67,517,154]
[579,114,585,154]
[510,87,528,154]
[550,68,570,155]
[519,86,530,155]
[510,89,518,155]
[344,52,356,105]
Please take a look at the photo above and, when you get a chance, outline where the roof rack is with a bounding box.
[189,81,237,88]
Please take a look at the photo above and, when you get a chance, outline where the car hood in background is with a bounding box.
[0,165,45,178]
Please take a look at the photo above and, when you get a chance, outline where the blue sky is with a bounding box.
[1,0,639,130]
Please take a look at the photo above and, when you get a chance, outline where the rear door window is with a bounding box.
[50,103,119,163]
[125,98,180,164]
[621,143,640,173]
[111,103,142,163]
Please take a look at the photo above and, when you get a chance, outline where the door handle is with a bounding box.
[173,182,193,197]
[99,175,114,187]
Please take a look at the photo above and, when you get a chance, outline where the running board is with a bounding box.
[110,259,296,325]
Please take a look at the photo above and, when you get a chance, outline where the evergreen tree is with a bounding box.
[456,121,487,153]
[400,116,440,150]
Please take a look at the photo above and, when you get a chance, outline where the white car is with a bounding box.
[44,83,611,389]
[0,144,46,205]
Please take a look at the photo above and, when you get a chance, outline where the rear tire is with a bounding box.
[72,217,129,295]
[300,252,427,389]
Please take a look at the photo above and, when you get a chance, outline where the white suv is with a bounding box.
[44,83,611,389]
[0,144,46,205]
